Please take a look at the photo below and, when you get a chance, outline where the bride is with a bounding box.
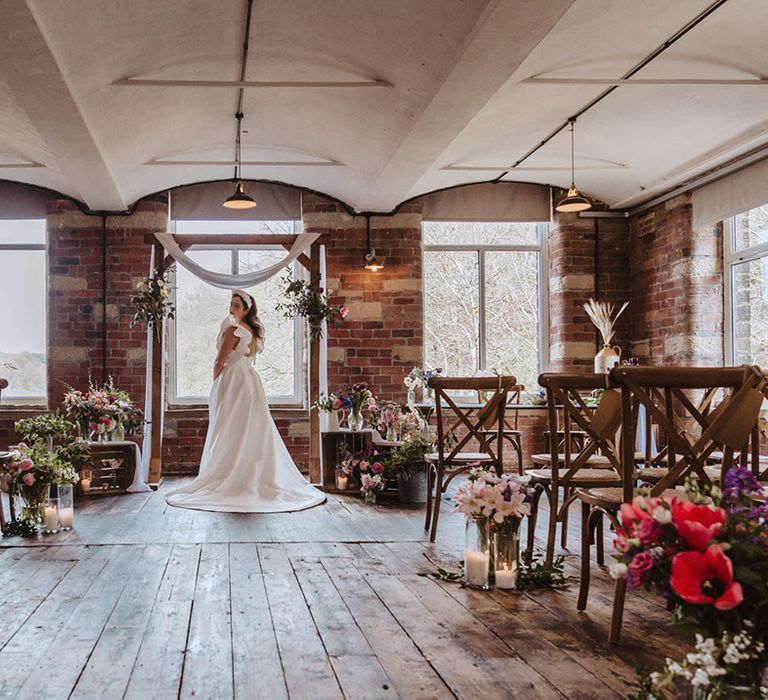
[166,290,326,513]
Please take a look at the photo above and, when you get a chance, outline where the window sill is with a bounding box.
[166,404,306,418]
[0,405,47,420]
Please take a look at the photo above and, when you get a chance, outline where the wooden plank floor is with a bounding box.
[0,479,691,699]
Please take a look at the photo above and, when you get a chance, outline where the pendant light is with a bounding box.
[223,112,257,210]
[555,117,591,213]
[364,215,383,271]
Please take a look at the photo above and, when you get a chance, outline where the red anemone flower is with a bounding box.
[672,501,726,552]
[670,544,743,611]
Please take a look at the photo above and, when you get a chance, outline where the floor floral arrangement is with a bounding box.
[62,377,143,442]
[611,467,768,698]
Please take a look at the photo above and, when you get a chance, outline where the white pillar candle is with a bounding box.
[495,565,517,590]
[81,478,91,492]
[335,474,348,490]
[58,506,74,530]
[44,504,58,532]
[464,549,489,587]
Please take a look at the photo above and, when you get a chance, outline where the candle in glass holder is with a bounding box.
[80,478,91,492]
[58,506,74,530]
[44,503,59,533]
[335,473,348,490]
[494,564,517,590]
[464,549,489,587]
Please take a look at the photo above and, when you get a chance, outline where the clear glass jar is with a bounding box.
[57,483,74,530]
[348,410,364,432]
[464,515,491,590]
[493,519,520,590]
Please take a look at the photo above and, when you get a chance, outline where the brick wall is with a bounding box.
[629,193,723,366]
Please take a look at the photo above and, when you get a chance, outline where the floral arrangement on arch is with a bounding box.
[275,272,348,342]
[612,467,768,697]
[130,269,175,339]
[62,377,143,440]
[453,467,531,525]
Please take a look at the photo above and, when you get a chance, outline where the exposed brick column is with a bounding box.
[629,194,723,365]
[302,194,423,402]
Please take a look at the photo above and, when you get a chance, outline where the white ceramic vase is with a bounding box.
[595,344,621,374]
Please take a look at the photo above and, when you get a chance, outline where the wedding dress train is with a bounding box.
[166,316,326,513]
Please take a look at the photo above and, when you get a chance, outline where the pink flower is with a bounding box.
[636,518,661,546]
[371,462,384,474]
[16,442,28,450]
[19,458,33,472]
[331,398,343,410]
[340,306,349,319]
[359,461,370,471]
[22,473,35,486]
[672,501,726,553]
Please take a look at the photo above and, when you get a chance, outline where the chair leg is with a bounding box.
[609,577,627,645]
[515,440,523,477]
[560,486,570,550]
[424,465,434,532]
[429,465,444,543]
[545,485,559,569]
[526,483,542,553]
[595,514,605,565]
[577,501,592,611]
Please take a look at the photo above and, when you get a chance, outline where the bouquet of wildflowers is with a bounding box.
[369,402,404,439]
[62,377,136,437]
[453,467,531,524]
[130,269,175,339]
[612,467,768,695]
[337,445,388,496]
[313,393,338,413]
[404,366,443,393]
[336,383,376,417]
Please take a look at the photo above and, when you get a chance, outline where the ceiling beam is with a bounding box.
[113,78,392,89]
[1,0,128,210]
[523,77,768,86]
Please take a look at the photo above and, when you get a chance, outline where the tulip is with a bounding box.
[672,501,726,553]
[670,544,743,610]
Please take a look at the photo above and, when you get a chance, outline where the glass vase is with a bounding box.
[385,425,397,442]
[464,515,491,590]
[347,410,364,432]
[334,470,349,490]
[406,386,416,409]
[493,519,520,590]
[363,490,377,504]
[16,482,51,526]
[57,483,74,530]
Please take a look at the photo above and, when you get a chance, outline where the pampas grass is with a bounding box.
[583,298,628,345]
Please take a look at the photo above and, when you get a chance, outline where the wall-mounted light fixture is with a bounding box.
[364,215,383,271]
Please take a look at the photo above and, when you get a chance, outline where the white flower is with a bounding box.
[691,668,711,688]
[609,562,627,579]
[652,505,672,524]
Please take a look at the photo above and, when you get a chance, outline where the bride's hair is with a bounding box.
[233,292,264,340]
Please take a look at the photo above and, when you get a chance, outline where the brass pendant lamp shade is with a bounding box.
[223,112,257,210]
[555,118,591,213]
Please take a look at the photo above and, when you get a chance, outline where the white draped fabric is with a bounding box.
[154,231,320,290]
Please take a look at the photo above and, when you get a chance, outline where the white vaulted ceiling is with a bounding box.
[0,0,767,212]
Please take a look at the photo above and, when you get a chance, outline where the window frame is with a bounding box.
[168,232,305,408]
[421,221,550,383]
[723,213,768,366]
[0,222,47,406]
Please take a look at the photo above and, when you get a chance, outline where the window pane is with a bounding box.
[733,205,768,251]
[485,251,540,391]
[424,251,479,376]
[0,250,46,398]
[238,250,296,398]
[423,222,538,246]
[175,220,299,235]
[732,257,768,368]
[175,250,232,398]
[0,219,46,244]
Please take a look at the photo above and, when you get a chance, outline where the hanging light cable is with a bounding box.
[555,117,591,213]
[364,215,383,271]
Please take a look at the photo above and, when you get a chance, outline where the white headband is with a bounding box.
[232,290,252,311]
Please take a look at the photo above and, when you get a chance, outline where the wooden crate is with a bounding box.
[79,442,138,496]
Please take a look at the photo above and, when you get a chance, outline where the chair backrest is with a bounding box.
[428,375,517,472]
[609,365,766,499]
[537,373,623,489]
[476,383,524,430]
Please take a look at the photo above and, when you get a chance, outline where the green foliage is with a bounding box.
[275,272,347,341]
[14,411,73,443]
[130,269,175,338]
[386,434,432,481]
[2,519,38,538]
[516,549,569,591]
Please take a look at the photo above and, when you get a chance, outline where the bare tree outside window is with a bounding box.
[422,222,545,392]
[0,220,46,401]
[172,221,302,403]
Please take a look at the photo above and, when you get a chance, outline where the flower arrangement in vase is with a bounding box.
[62,377,141,442]
[404,366,443,406]
[313,393,345,431]
[612,467,768,697]
[453,467,531,590]
[337,445,389,503]
[336,383,376,431]
[275,272,348,342]
[582,298,628,373]
[130,268,175,339]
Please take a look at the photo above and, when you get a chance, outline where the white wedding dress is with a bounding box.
[166,316,326,513]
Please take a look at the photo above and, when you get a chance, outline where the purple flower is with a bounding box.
[723,466,763,503]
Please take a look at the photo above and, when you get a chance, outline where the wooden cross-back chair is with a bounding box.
[476,383,525,475]
[527,374,624,568]
[577,365,766,645]
[424,375,517,543]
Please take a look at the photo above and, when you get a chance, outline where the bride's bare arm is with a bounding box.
[213,327,238,380]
